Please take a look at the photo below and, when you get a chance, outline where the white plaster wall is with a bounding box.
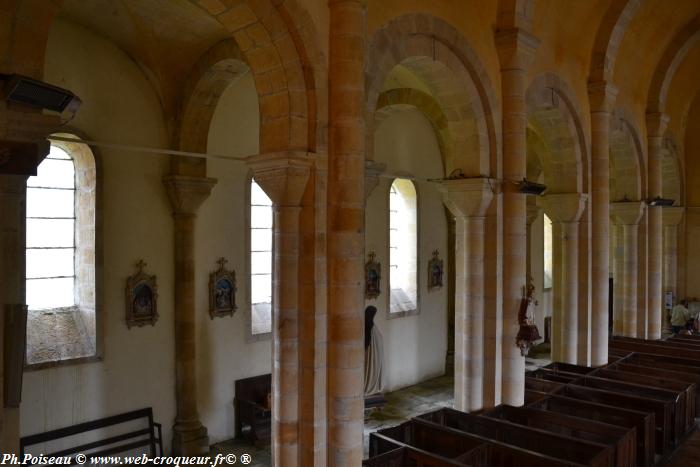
[22,18,175,450]
[366,108,448,392]
[196,72,271,444]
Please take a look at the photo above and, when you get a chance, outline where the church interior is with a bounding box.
[3,0,700,465]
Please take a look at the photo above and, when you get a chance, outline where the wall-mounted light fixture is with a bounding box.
[3,74,81,113]
[647,196,675,207]
[517,178,547,195]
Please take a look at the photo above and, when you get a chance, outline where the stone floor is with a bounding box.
[210,353,552,464]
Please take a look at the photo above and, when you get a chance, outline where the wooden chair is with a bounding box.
[234,374,272,446]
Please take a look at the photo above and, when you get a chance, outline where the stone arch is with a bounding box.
[0,0,64,78]
[497,0,535,31]
[176,39,251,153]
[647,14,700,114]
[526,74,588,194]
[375,88,450,173]
[661,134,683,205]
[366,13,499,177]
[609,109,646,202]
[188,0,324,153]
[589,0,644,83]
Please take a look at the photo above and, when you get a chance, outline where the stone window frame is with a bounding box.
[245,171,272,343]
[386,177,421,320]
[25,132,103,370]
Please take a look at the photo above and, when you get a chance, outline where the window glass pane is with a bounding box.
[389,179,418,313]
[251,251,272,275]
[251,229,272,252]
[251,302,272,334]
[27,218,74,248]
[48,146,71,160]
[27,277,74,310]
[544,214,553,289]
[26,248,74,279]
[251,180,272,206]
[27,158,75,189]
[27,187,74,218]
[251,206,273,228]
[251,274,272,304]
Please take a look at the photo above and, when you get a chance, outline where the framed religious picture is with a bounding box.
[125,260,158,328]
[209,257,237,319]
[365,251,381,299]
[428,250,444,291]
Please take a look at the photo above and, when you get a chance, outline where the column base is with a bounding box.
[172,422,209,455]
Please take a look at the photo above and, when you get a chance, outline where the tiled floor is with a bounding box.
[210,352,552,464]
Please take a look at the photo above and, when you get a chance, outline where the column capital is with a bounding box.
[662,206,684,226]
[247,150,312,206]
[163,175,217,215]
[645,112,670,138]
[364,160,386,200]
[526,204,542,226]
[438,177,495,218]
[540,193,587,223]
[495,28,540,70]
[587,81,618,113]
[0,107,61,176]
[610,201,645,226]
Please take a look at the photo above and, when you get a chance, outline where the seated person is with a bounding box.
[671,299,690,334]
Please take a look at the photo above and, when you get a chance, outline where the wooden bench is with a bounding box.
[592,367,696,431]
[610,361,700,417]
[544,362,596,375]
[20,408,163,460]
[484,405,636,467]
[561,384,673,454]
[383,417,590,467]
[530,395,654,467]
[527,368,581,383]
[576,375,685,444]
[610,338,700,360]
[370,420,489,466]
[234,374,271,446]
[526,376,566,394]
[416,407,615,467]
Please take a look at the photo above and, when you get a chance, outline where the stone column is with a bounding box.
[610,202,644,338]
[588,82,618,365]
[164,175,216,455]
[0,109,56,453]
[440,178,493,412]
[543,194,587,364]
[328,0,365,463]
[646,113,669,340]
[496,28,539,405]
[248,152,311,466]
[526,204,542,279]
[663,207,684,327]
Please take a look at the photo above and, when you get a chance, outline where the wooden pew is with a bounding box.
[369,423,487,466]
[561,384,673,454]
[610,338,700,361]
[610,361,700,417]
[576,375,685,443]
[525,389,550,404]
[592,367,696,431]
[527,368,581,383]
[526,376,566,394]
[484,405,636,467]
[368,431,474,466]
[530,395,654,467]
[416,407,615,467]
[545,362,596,375]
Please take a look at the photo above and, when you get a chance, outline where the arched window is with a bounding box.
[250,178,273,335]
[389,179,418,314]
[26,142,97,365]
[544,213,553,289]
